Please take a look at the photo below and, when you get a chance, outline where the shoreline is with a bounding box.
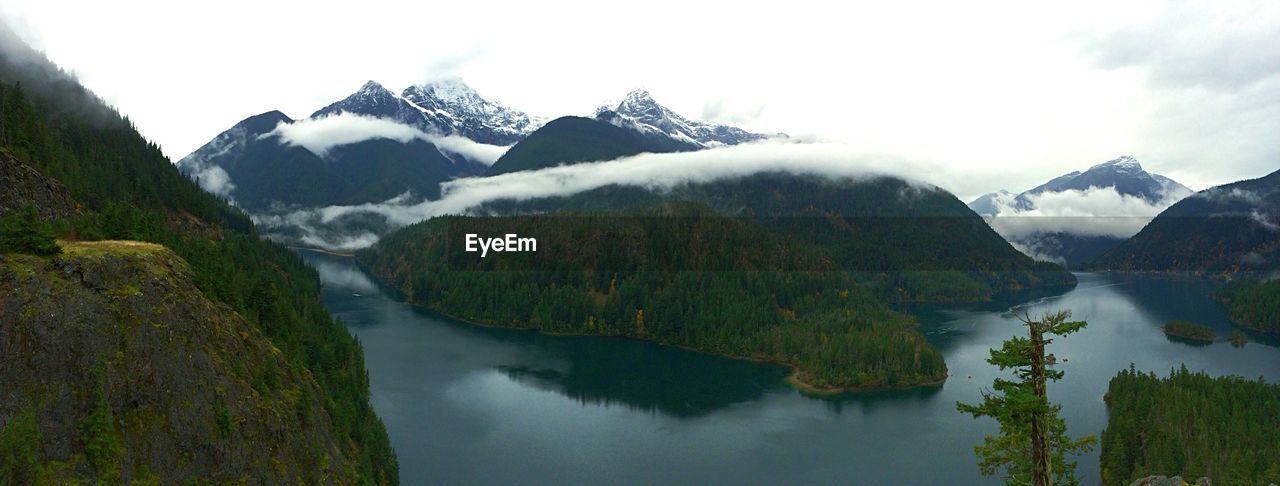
[290,246,355,258]
[380,288,949,395]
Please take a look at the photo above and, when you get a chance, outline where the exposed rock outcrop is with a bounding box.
[0,150,77,220]
[0,241,358,483]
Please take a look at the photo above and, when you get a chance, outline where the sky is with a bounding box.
[1,0,1277,201]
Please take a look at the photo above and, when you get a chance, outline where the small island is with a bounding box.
[1229,329,1248,347]
[1162,320,1215,343]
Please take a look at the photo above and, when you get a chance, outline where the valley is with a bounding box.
[312,252,1280,485]
[3,4,1279,483]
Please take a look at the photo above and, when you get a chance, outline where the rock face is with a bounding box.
[0,241,357,483]
[0,150,77,220]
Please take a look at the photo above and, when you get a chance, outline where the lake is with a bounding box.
[303,252,1280,485]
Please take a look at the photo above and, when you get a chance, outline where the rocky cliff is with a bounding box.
[0,241,359,483]
[0,150,77,220]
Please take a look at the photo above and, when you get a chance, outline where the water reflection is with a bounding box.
[303,251,1280,486]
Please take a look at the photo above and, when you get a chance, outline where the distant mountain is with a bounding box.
[969,156,1193,267]
[1018,156,1189,207]
[178,78,547,211]
[968,190,1015,218]
[485,90,778,177]
[485,116,700,176]
[177,108,471,211]
[1093,169,1280,272]
[594,89,777,148]
[312,79,543,146]
[401,78,543,145]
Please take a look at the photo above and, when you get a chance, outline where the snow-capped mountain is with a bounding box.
[972,156,1192,217]
[594,89,776,148]
[402,78,543,146]
[1018,156,1190,206]
[968,156,1194,267]
[311,79,541,146]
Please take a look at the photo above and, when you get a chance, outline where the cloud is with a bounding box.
[256,141,974,250]
[1250,210,1279,231]
[1084,2,1280,91]
[322,141,949,226]
[263,113,428,157]
[420,45,490,82]
[701,98,767,126]
[427,134,509,165]
[985,186,1188,239]
[260,112,509,163]
[191,165,235,198]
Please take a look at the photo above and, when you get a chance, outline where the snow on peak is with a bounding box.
[595,89,771,148]
[355,80,391,96]
[411,77,483,105]
[1091,155,1142,171]
[400,78,542,145]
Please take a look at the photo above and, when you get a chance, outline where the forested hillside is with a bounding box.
[1101,366,1280,485]
[473,174,1076,302]
[359,204,953,390]
[1214,279,1280,334]
[1093,169,1280,272]
[0,37,396,482]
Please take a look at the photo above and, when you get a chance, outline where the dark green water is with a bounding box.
[304,252,1280,485]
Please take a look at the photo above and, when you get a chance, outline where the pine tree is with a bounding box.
[0,203,61,255]
[957,310,1096,485]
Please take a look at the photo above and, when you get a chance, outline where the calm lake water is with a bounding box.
[303,252,1280,485]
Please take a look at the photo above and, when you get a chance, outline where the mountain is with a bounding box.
[310,80,425,126]
[179,78,544,211]
[1093,169,1280,272]
[594,89,776,148]
[401,78,543,145]
[485,90,777,176]
[1018,156,1190,207]
[313,79,542,146]
[969,156,1193,267]
[178,109,468,211]
[0,30,395,482]
[178,79,539,212]
[971,156,1191,217]
[485,116,700,175]
[968,189,1015,218]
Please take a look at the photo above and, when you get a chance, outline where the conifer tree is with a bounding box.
[958,310,1096,485]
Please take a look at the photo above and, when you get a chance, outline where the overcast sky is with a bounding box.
[2,0,1276,200]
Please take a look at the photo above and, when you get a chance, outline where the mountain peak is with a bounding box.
[356,80,391,95]
[399,78,542,145]
[623,88,654,102]
[406,77,482,105]
[594,89,772,148]
[1090,155,1142,171]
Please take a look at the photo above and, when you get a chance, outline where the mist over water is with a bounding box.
[305,252,1280,485]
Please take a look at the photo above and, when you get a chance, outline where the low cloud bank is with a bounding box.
[258,141,963,250]
[262,113,509,163]
[985,186,1192,240]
